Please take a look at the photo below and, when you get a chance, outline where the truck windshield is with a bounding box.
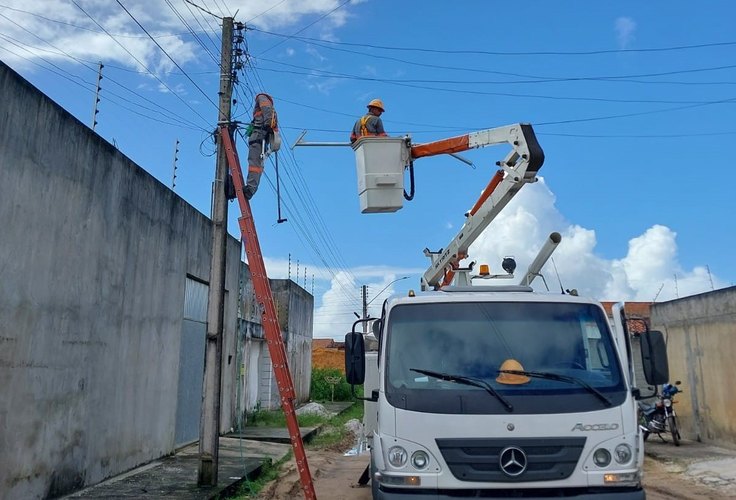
[385,301,627,414]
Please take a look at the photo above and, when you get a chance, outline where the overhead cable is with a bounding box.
[69,0,212,126]
[114,0,219,110]
[251,28,736,56]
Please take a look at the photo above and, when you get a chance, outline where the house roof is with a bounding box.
[599,302,651,334]
[312,338,337,349]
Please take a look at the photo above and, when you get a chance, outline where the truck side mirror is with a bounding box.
[640,330,669,386]
[372,319,383,342]
[345,331,366,385]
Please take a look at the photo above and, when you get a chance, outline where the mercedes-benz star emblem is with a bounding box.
[499,446,527,477]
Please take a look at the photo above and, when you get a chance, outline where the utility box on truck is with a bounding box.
[352,137,410,213]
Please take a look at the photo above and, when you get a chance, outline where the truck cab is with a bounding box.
[346,286,666,499]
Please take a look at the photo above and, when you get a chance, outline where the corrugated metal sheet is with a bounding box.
[183,278,208,322]
[175,319,206,446]
[175,278,209,445]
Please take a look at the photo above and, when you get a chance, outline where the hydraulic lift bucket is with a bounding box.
[352,137,410,213]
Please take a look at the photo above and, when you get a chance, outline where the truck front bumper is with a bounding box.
[374,485,645,499]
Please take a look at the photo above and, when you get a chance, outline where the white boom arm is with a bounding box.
[518,232,562,287]
[414,124,545,290]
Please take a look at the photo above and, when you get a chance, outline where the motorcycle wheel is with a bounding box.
[642,429,650,441]
[669,415,680,446]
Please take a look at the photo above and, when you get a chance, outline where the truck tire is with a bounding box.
[371,454,379,499]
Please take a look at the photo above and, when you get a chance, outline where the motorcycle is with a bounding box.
[638,380,683,446]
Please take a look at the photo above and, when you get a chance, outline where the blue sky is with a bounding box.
[2,1,735,339]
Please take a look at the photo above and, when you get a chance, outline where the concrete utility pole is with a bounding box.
[199,16,233,487]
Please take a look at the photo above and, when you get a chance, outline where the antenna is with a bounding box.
[706,265,714,290]
[674,273,679,298]
[550,257,565,294]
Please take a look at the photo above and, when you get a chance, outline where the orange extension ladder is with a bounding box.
[219,125,316,499]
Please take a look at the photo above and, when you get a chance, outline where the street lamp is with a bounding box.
[367,276,411,307]
[359,276,411,333]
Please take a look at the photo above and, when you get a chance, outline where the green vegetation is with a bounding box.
[245,406,325,428]
[308,401,364,449]
[310,367,363,402]
[226,451,292,499]
[230,369,368,497]
[230,403,365,498]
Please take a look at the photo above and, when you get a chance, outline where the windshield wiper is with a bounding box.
[410,368,513,412]
[498,369,613,407]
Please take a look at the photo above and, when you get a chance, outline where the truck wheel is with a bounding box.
[371,454,379,499]
[669,416,680,446]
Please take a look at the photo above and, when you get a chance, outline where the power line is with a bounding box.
[69,0,212,126]
[183,0,223,20]
[183,0,224,52]
[254,63,733,106]
[256,0,352,56]
[0,19,207,131]
[251,28,736,57]
[540,130,736,138]
[0,39,203,131]
[246,0,289,23]
[208,0,232,18]
[114,0,219,110]
[251,27,736,81]
[0,2,188,38]
[235,62,362,307]
[256,55,736,89]
[246,62,364,288]
[164,0,219,66]
[0,20,204,130]
[535,94,736,127]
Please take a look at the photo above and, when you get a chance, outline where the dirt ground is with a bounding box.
[254,437,736,500]
[254,433,372,500]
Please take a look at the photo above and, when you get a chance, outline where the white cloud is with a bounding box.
[228,0,356,31]
[0,0,356,72]
[468,179,725,302]
[305,45,327,62]
[615,16,636,49]
[269,179,723,341]
[312,268,422,340]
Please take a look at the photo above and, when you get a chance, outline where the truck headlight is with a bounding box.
[388,446,408,467]
[593,448,611,467]
[411,450,429,470]
[614,444,632,464]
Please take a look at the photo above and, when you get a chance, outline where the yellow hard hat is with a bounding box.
[496,359,530,385]
[367,98,385,112]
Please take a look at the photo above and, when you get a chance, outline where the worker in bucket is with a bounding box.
[245,93,280,200]
[350,98,387,144]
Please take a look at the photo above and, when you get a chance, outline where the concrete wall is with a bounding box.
[0,62,241,498]
[650,287,736,447]
[238,271,314,415]
[273,279,314,404]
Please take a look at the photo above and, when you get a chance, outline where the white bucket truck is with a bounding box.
[342,124,669,499]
